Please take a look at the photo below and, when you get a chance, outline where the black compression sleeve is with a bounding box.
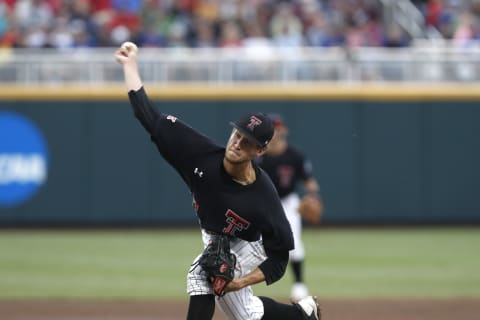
[128,86,159,133]
[258,249,289,285]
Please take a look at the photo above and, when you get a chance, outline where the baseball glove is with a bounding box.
[298,194,324,224]
[198,234,236,296]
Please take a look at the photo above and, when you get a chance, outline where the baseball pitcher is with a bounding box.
[115,42,320,320]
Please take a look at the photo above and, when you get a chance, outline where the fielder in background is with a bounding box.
[257,114,324,302]
[115,42,320,320]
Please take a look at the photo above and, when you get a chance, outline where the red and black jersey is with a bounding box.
[257,146,313,199]
[128,87,294,284]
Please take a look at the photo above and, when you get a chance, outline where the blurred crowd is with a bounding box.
[0,0,479,50]
[414,0,480,47]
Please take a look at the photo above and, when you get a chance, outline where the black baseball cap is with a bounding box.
[230,113,274,147]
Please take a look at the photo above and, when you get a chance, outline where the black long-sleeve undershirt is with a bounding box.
[128,87,158,133]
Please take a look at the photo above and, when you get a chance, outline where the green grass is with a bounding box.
[0,228,479,300]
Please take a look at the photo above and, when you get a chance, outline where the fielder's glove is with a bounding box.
[298,194,324,224]
[198,234,236,296]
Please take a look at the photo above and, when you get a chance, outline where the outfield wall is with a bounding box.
[1,85,479,226]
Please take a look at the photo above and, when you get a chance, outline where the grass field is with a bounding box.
[1,227,479,300]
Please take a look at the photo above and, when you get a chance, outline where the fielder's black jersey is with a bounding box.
[257,146,313,199]
[128,87,294,284]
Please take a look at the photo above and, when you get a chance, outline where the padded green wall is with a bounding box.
[1,98,479,225]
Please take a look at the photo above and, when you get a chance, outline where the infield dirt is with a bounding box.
[1,299,479,320]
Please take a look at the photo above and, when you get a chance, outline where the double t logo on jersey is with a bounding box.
[166,115,177,123]
[223,209,250,236]
[278,165,294,188]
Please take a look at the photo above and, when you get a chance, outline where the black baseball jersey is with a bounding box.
[257,146,313,199]
[128,87,294,284]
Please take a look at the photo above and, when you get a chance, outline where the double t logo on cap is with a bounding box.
[247,116,262,130]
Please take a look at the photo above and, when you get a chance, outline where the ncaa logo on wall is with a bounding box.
[0,111,49,208]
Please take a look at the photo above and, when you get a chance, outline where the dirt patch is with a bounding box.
[0,299,479,320]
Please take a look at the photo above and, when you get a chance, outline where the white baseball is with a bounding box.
[121,41,138,54]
